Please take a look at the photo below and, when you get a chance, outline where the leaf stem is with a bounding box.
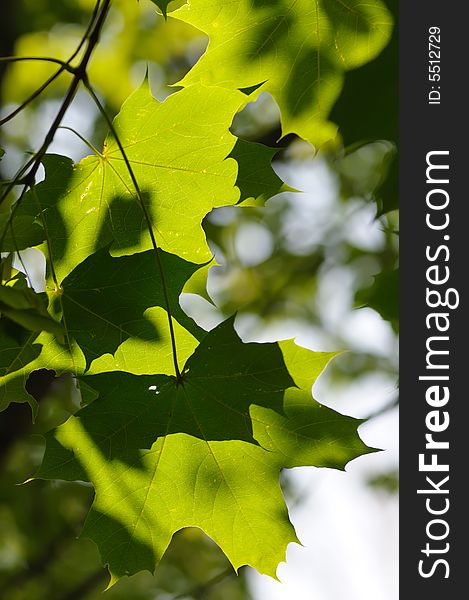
[83,80,183,382]
[57,125,104,157]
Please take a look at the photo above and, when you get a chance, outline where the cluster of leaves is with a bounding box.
[0,0,393,587]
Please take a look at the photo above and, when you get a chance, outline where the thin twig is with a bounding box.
[83,79,183,381]
[0,59,72,127]
[0,0,102,127]
[0,71,67,126]
[0,0,111,211]
[0,56,72,68]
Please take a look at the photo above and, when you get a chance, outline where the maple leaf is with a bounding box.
[169,0,393,146]
[38,319,372,583]
[17,82,245,284]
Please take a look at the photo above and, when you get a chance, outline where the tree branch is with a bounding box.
[0,0,110,209]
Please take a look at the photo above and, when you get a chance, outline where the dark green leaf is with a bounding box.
[60,247,205,367]
[38,323,371,582]
[231,139,291,206]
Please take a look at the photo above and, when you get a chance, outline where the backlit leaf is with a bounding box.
[60,246,205,367]
[38,321,370,582]
[170,0,393,146]
[19,83,245,283]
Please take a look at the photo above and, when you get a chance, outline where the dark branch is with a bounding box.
[0,0,110,208]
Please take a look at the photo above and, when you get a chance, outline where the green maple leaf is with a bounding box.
[169,0,393,146]
[18,82,245,284]
[38,320,371,582]
[60,246,205,368]
[44,319,295,448]
[0,246,206,411]
[230,139,291,206]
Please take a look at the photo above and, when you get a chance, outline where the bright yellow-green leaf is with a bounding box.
[38,320,370,582]
[170,0,393,146]
[19,83,244,284]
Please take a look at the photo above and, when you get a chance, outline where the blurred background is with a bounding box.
[0,1,398,598]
